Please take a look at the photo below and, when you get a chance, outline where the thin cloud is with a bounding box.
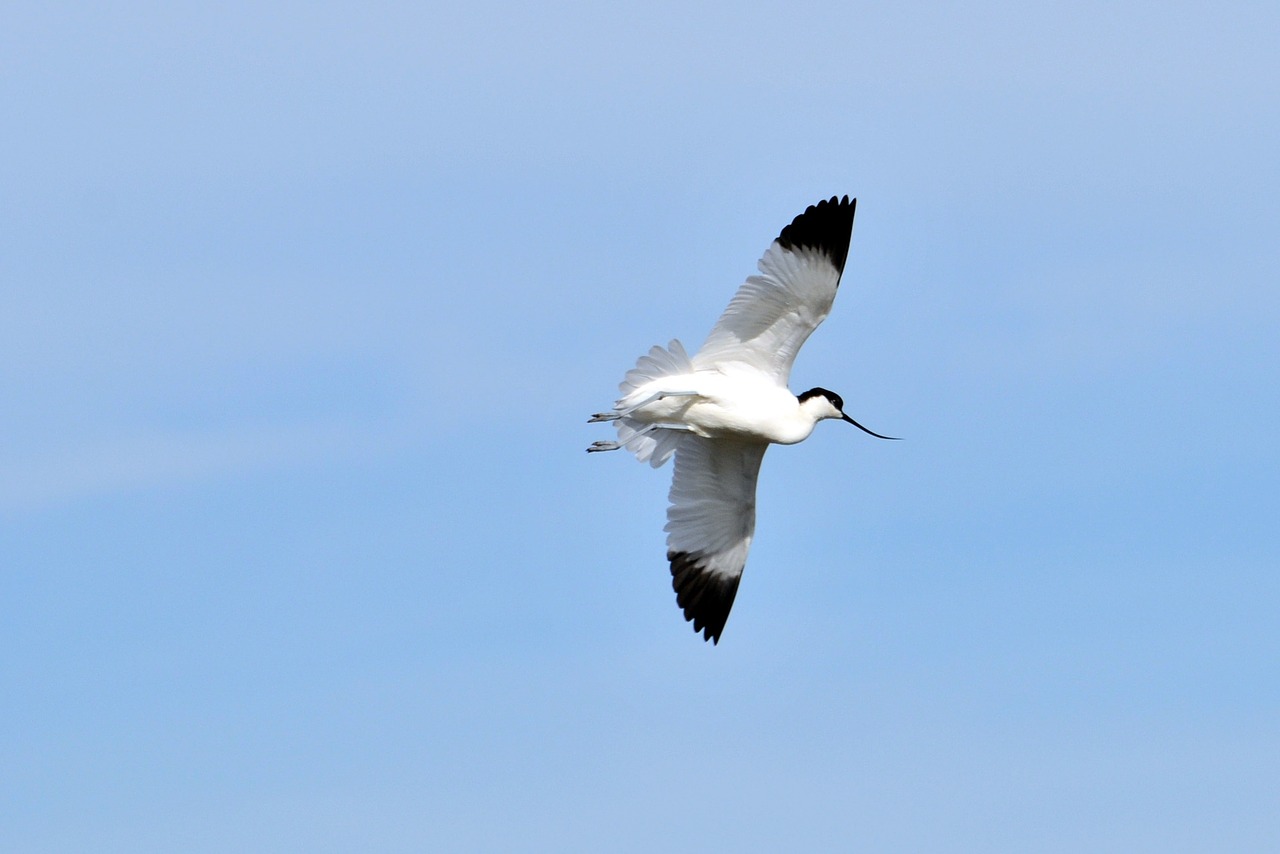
[0,419,406,515]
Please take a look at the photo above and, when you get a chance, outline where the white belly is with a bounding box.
[621,371,814,445]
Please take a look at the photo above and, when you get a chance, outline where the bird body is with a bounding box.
[617,368,842,445]
[589,195,894,643]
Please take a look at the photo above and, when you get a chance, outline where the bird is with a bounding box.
[587,195,897,644]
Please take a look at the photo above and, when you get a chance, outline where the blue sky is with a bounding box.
[4,1,1278,850]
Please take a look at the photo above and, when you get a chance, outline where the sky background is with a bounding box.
[4,1,1279,851]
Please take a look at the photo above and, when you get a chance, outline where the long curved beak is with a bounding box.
[841,413,900,440]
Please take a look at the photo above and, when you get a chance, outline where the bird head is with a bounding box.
[797,388,899,440]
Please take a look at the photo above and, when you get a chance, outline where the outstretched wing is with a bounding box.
[665,434,769,643]
[692,195,856,384]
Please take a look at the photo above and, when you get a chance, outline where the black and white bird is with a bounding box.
[588,195,896,643]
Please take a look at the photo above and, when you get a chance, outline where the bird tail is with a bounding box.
[612,340,693,468]
[619,339,693,396]
[616,419,683,468]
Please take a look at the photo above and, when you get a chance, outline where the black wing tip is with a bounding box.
[775,195,857,275]
[669,550,742,644]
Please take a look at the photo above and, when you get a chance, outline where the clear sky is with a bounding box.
[4,2,1278,851]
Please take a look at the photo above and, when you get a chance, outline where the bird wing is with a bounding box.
[664,434,769,643]
[692,195,856,384]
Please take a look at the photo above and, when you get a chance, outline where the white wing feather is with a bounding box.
[692,243,842,383]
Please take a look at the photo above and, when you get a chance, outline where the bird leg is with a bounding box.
[587,390,701,424]
[585,420,695,454]
[587,422,658,454]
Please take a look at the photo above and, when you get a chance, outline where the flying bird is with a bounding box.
[588,195,897,643]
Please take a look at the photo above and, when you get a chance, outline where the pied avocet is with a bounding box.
[588,196,896,643]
